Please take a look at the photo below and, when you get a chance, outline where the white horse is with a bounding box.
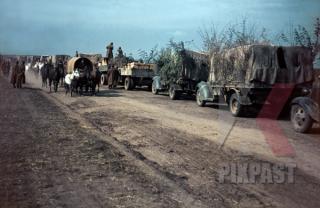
[65,70,80,96]
[34,62,45,73]
[25,63,32,71]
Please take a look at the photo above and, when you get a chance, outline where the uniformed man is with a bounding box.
[16,61,25,88]
[117,47,124,57]
[11,61,19,88]
[106,42,114,61]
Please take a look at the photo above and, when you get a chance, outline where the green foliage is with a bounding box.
[156,40,184,83]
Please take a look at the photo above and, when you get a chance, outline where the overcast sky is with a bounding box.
[0,0,319,57]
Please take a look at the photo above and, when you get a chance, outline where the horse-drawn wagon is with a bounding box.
[66,57,99,96]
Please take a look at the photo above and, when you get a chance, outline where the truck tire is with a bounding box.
[131,80,136,90]
[229,93,245,117]
[152,82,158,95]
[196,89,206,107]
[124,77,133,90]
[290,104,313,133]
[169,85,179,100]
[100,74,106,85]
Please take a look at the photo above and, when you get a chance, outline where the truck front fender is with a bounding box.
[196,81,214,101]
[291,97,320,122]
[152,76,162,90]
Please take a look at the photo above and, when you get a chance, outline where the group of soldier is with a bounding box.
[0,57,26,88]
[0,59,11,78]
[106,42,124,62]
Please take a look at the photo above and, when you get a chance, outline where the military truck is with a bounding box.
[196,45,314,117]
[99,56,156,90]
[120,62,156,90]
[152,49,209,100]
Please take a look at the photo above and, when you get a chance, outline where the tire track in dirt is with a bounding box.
[40,92,273,208]
[37,88,210,208]
[23,73,320,208]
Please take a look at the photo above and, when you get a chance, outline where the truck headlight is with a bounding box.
[301,87,311,96]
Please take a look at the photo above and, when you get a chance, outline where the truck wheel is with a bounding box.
[152,83,158,95]
[291,104,313,133]
[124,77,132,90]
[229,93,245,117]
[169,85,179,100]
[100,74,106,85]
[131,80,136,90]
[196,89,206,107]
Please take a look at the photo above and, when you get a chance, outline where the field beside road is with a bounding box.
[0,72,320,208]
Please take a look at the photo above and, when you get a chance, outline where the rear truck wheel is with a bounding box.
[100,74,106,85]
[169,85,179,100]
[131,80,136,90]
[229,93,245,117]
[124,77,133,90]
[291,104,313,133]
[196,89,206,107]
[152,82,159,95]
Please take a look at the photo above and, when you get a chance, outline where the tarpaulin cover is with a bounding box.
[210,45,314,86]
[67,57,93,74]
[180,50,209,82]
[79,53,102,64]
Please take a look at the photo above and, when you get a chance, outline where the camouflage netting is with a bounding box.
[157,48,209,84]
[209,45,314,86]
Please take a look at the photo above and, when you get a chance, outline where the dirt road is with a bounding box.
[1,73,320,208]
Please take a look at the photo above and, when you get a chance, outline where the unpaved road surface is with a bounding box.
[1,73,320,208]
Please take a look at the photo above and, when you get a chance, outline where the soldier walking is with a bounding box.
[16,61,25,88]
[11,61,19,88]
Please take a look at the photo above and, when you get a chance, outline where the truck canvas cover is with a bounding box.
[157,49,209,84]
[181,50,210,82]
[209,45,314,87]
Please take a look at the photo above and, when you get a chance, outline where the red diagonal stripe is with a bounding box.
[257,84,296,157]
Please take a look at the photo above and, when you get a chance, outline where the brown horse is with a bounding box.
[89,67,102,95]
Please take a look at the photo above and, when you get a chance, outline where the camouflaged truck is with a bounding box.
[196,45,315,119]
[152,49,209,100]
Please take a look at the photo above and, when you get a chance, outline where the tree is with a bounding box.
[278,17,320,60]
[199,18,271,55]
[138,45,159,64]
